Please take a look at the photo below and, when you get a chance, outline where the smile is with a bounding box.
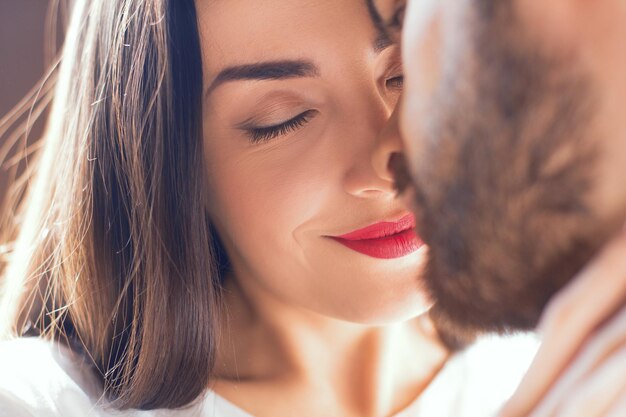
[328,214,424,259]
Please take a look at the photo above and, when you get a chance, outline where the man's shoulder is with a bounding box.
[418,332,541,417]
[458,332,541,413]
[463,332,541,370]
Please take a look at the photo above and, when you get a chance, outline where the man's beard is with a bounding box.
[393,2,614,349]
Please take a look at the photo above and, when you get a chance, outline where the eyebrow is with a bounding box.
[373,30,393,53]
[206,60,320,96]
[205,34,394,97]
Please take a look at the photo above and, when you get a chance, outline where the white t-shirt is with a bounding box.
[0,334,540,417]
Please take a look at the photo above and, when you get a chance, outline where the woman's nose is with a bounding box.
[342,99,407,198]
[372,102,405,184]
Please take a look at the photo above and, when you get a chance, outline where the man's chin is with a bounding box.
[424,218,611,351]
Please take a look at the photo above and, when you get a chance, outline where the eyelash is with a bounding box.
[243,70,400,144]
[245,110,317,143]
[386,75,404,90]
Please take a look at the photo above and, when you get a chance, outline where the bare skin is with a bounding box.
[194,1,449,416]
[371,0,626,415]
[212,276,449,417]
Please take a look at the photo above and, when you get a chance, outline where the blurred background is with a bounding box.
[0,0,48,116]
[0,0,63,212]
[0,1,48,119]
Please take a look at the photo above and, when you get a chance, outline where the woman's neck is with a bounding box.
[212,272,450,417]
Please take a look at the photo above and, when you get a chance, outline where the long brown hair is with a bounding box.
[0,0,223,410]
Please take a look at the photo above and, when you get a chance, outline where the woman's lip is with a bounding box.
[330,229,423,259]
[327,213,424,259]
[333,213,417,240]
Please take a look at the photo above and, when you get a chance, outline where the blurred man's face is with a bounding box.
[373,0,626,338]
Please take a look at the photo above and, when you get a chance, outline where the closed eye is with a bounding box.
[244,109,318,144]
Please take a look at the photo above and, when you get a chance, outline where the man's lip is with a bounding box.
[331,213,416,241]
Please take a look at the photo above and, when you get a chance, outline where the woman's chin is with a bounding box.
[325,294,434,326]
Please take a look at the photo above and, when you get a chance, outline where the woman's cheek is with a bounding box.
[205,143,333,256]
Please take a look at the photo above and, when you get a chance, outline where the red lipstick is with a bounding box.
[329,214,423,259]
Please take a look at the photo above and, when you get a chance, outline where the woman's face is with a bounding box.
[196,0,430,324]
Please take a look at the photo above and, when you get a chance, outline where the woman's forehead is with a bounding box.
[194,0,380,78]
